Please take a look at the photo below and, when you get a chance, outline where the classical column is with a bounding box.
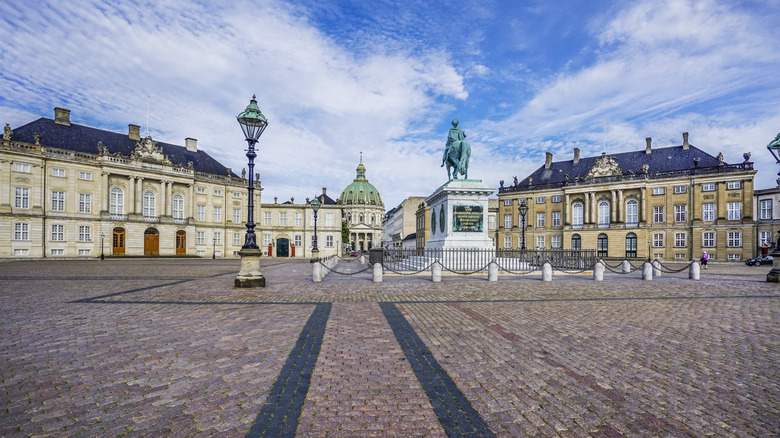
[618,190,624,223]
[0,160,10,209]
[640,187,646,223]
[188,184,194,219]
[159,180,166,217]
[583,193,590,224]
[611,190,617,223]
[564,193,570,226]
[101,172,109,212]
[166,181,173,217]
[129,176,136,215]
[136,177,144,215]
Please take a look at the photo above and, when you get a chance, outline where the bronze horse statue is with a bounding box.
[442,139,471,180]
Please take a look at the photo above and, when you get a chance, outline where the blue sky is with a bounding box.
[1,0,779,208]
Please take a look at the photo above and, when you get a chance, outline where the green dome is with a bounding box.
[339,158,383,206]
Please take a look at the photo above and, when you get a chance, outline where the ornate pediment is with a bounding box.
[586,153,622,178]
[131,136,172,165]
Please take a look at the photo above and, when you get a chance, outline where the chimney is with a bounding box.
[54,107,71,126]
[682,132,689,150]
[645,137,652,154]
[573,148,580,165]
[185,137,198,152]
[545,152,553,169]
[322,187,327,196]
[128,124,141,140]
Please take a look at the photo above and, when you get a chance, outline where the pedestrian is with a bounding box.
[701,251,709,269]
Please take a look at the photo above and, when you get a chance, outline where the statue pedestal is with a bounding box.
[767,248,780,283]
[424,179,495,250]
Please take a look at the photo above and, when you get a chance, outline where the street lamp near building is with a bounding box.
[310,197,321,260]
[518,199,528,251]
[213,235,217,260]
[100,233,105,260]
[234,95,268,288]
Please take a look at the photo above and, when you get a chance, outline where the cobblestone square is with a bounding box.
[0,259,777,437]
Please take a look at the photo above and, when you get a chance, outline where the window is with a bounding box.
[110,187,124,215]
[626,200,638,225]
[625,233,637,258]
[78,193,91,213]
[674,186,687,194]
[13,249,29,256]
[488,215,496,230]
[263,234,272,247]
[264,211,272,226]
[13,162,31,172]
[503,200,513,206]
[536,212,545,228]
[359,214,364,223]
[214,232,222,245]
[653,232,665,247]
[173,195,184,219]
[279,212,287,226]
[572,203,583,227]
[727,202,741,220]
[702,231,715,247]
[552,196,561,203]
[674,254,686,260]
[196,187,206,194]
[142,191,155,217]
[503,236,512,249]
[213,206,222,222]
[536,197,545,204]
[702,183,715,192]
[51,191,65,211]
[652,187,665,195]
[14,223,29,240]
[727,253,741,260]
[214,189,222,196]
[295,213,303,226]
[674,232,686,248]
[51,224,64,241]
[760,231,772,246]
[597,234,608,257]
[727,181,741,189]
[536,235,545,248]
[326,213,335,226]
[295,235,302,247]
[50,249,64,256]
[197,231,205,245]
[674,204,687,222]
[78,171,92,180]
[14,187,29,208]
[51,168,65,177]
[233,208,241,224]
[504,214,512,229]
[233,232,241,246]
[196,205,206,222]
[653,206,664,223]
[552,212,561,227]
[760,200,772,220]
[78,225,91,242]
[551,235,561,248]
[727,231,741,247]
[78,249,91,256]
[571,234,581,250]
[233,192,241,199]
[197,250,205,256]
[598,201,610,227]
[326,235,334,247]
[702,203,715,221]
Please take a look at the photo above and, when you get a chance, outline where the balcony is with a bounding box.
[173,218,187,224]
[597,222,610,229]
[572,224,583,230]
[625,221,638,228]
[109,214,127,221]
[143,215,159,223]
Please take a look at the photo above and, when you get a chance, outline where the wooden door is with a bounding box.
[175,230,186,255]
[112,227,125,255]
[144,228,159,255]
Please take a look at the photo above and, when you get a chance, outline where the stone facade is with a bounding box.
[754,185,780,256]
[383,196,426,248]
[497,134,757,261]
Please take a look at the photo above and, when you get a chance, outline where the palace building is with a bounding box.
[338,158,384,251]
[497,133,757,261]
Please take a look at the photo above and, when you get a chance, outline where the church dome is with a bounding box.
[339,158,383,206]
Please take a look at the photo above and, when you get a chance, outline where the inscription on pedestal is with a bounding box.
[452,205,483,232]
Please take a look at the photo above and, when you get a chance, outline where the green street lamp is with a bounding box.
[310,196,321,259]
[518,199,528,251]
[234,95,268,288]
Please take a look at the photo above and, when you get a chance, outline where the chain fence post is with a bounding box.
[689,261,700,280]
[541,262,552,281]
[621,259,631,274]
[488,261,498,282]
[312,261,322,283]
[642,262,653,280]
[593,261,604,281]
[372,262,383,283]
[431,260,442,282]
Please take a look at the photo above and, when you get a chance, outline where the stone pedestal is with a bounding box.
[424,179,495,250]
[235,248,266,288]
[767,249,780,283]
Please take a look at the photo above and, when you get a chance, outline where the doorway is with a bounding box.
[276,238,290,257]
[144,228,159,255]
[175,230,186,255]
[113,227,126,255]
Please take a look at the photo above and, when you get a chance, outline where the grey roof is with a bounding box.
[402,233,416,242]
[313,193,338,205]
[11,117,236,177]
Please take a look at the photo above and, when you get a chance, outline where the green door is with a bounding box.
[276,238,289,257]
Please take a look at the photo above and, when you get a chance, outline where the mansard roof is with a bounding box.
[11,117,236,177]
[312,193,338,205]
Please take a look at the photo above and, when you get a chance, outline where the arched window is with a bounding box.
[359,214,364,223]
[347,213,351,222]
[110,187,124,215]
[370,214,375,224]
[572,203,583,228]
[598,201,610,228]
[143,191,156,217]
[571,234,581,250]
[172,194,184,219]
[626,199,638,226]
[597,233,608,257]
[625,232,637,258]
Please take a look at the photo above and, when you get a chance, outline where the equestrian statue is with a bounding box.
[441,119,471,180]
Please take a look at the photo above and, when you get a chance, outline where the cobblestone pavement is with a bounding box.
[0,258,777,437]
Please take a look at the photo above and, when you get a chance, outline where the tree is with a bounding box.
[341,220,350,244]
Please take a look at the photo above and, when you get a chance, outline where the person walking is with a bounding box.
[701,251,709,269]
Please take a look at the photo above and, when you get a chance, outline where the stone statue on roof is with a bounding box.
[3,123,12,141]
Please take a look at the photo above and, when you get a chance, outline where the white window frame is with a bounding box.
[653,206,664,223]
[279,212,287,226]
[13,162,31,172]
[50,249,64,256]
[294,235,302,247]
[51,168,65,177]
[264,211,272,226]
[196,205,206,222]
[488,215,496,230]
[674,232,686,248]
[214,231,222,245]
[598,201,610,226]
[51,191,65,211]
[674,204,687,222]
[15,187,29,208]
[326,235,334,247]
[673,186,687,194]
[552,212,561,227]
[551,235,561,248]
[196,187,206,194]
[536,235,545,249]
[760,200,772,220]
[233,208,241,224]
[536,197,545,204]
[652,187,665,195]
[702,203,715,222]
[727,230,741,247]
[78,171,92,181]
[536,212,545,228]
[295,213,303,227]
[503,200,513,206]
[78,193,92,213]
[51,224,65,241]
[551,196,561,203]
[213,189,223,196]
[110,187,124,215]
[173,194,185,219]
[759,231,772,246]
[263,234,272,247]
[727,202,741,221]
[503,235,512,249]
[727,181,741,190]
[326,212,334,227]
[702,183,715,192]
[702,231,715,248]
[78,225,91,242]
[572,203,583,227]
[197,231,206,245]
[213,206,222,223]
[142,191,156,217]
[504,214,512,229]
[653,232,664,248]
[233,232,242,246]
[14,222,29,240]
[625,200,638,225]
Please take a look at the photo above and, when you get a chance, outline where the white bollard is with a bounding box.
[372,262,383,283]
[360,254,366,265]
[689,261,700,280]
[622,259,631,274]
[593,262,604,281]
[312,261,322,283]
[642,262,653,280]
[431,261,442,283]
[488,262,498,282]
[652,260,662,277]
[542,262,552,281]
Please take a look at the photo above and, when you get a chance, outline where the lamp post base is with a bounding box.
[767,249,780,283]
[311,248,320,261]
[235,248,266,288]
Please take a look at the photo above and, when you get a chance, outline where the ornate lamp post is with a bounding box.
[310,197,321,260]
[518,199,528,251]
[766,133,780,282]
[234,95,268,288]
[100,233,105,260]
[213,235,217,260]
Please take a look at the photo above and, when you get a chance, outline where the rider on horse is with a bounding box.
[442,119,466,166]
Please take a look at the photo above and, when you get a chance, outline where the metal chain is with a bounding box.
[439,261,493,275]
[652,259,694,273]
[496,263,541,275]
[380,261,436,276]
[318,261,373,276]
[552,262,598,274]
[602,260,624,269]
